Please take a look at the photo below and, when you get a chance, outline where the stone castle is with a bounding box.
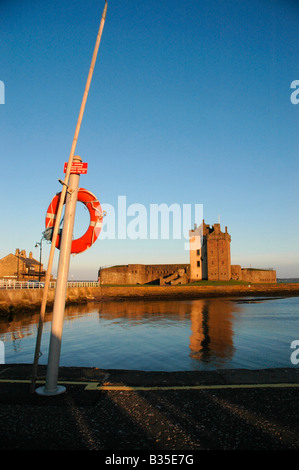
[189,220,231,281]
[98,220,276,285]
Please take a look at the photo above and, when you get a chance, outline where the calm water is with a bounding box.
[0,296,298,371]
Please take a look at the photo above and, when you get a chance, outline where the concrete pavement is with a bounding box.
[0,364,298,451]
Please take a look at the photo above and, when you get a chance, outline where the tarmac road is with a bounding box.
[0,364,298,453]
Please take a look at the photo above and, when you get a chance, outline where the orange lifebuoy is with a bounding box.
[45,188,103,254]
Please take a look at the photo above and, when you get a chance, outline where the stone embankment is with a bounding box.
[0,283,299,316]
[97,283,299,300]
[0,286,99,316]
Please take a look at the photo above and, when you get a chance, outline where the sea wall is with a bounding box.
[97,283,299,300]
[0,283,299,316]
[0,287,100,316]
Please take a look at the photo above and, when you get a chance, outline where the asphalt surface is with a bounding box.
[0,364,298,453]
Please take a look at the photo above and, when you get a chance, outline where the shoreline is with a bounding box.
[1,362,299,387]
[98,282,299,299]
[0,282,298,316]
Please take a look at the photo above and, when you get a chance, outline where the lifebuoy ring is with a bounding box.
[45,188,103,254]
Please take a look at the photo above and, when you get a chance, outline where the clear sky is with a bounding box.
[0,0,298,280]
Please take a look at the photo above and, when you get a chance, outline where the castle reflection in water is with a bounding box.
[0,298,241,367]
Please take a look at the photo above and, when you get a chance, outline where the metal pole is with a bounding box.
[36,157,81,396]
[35,239,43,282]
[38,241,42,282]
[31,1,108,392]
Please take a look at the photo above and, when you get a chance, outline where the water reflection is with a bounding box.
[0,304,93,343]
[0,298,240,368]
[189,299,236,364]
[96,299,238,364]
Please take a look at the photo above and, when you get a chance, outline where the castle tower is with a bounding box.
[189,221,231,281]
[206,223,231,281]
[189,220,209,281]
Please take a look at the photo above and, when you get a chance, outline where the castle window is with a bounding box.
[197,261,200,267]
[196,249,200,256]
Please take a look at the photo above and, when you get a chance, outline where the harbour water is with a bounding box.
[0,295,298,371]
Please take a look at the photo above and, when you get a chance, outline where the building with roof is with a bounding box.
[0,249,46,282]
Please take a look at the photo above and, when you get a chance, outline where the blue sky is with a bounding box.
[0,0,298,279]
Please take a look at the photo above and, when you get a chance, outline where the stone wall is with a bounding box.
[99,262,276,285]
[0,286,101,315]
[231,265,276,283]
[240,268,276,283]
[98,264,190,285]
[231,264,242,280]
